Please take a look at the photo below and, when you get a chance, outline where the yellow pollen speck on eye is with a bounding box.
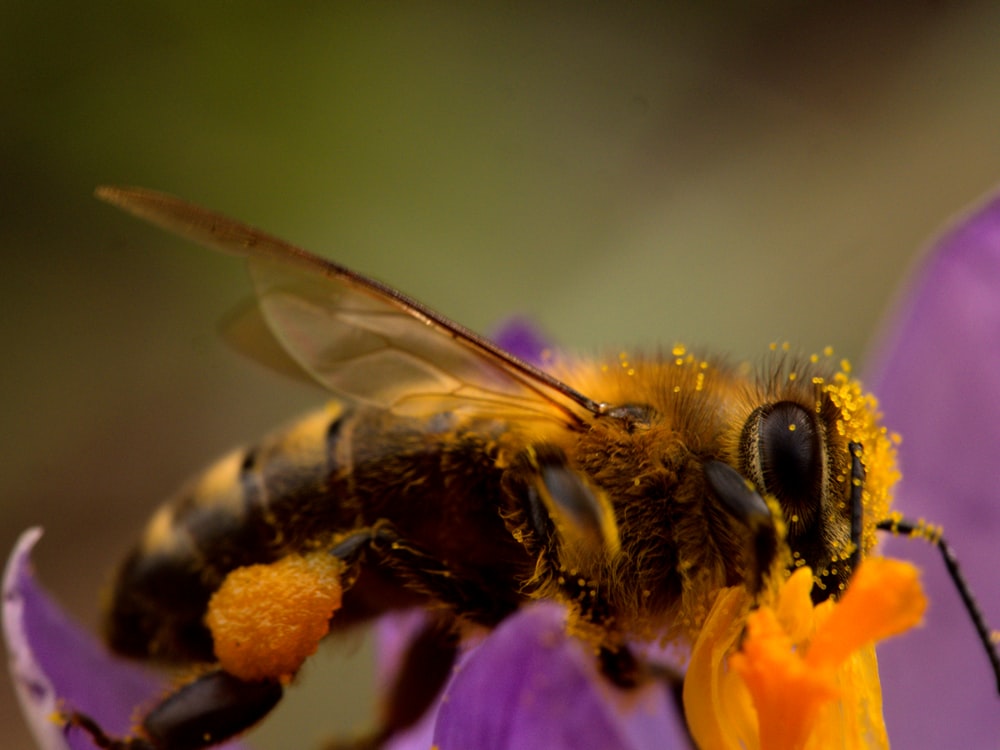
[788,423,796,432]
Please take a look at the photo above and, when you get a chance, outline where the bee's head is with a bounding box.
[723,366,899,603]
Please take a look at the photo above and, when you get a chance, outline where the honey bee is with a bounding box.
[73,187,998,750]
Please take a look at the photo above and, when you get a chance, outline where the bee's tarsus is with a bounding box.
[599,645,642,688]
[877,516,1000,695]
[67,711,154,749]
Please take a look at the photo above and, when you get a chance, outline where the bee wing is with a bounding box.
[96,186,600,425]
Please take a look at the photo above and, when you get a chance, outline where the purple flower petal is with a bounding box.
[492,318,553,366]
[867,190,1000,747]
[3,528,248,750]
[431,604,686,750]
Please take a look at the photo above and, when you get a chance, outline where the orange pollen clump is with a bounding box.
[205,552,344,682]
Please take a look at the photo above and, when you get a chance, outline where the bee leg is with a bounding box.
[504,442,620,560]
[68,669,282,750]
[599,646,693,746]
[325,620,459,750]
[331,523,519,626]
[703,460,776,593]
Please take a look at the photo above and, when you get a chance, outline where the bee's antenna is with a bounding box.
[877,516,1000,695]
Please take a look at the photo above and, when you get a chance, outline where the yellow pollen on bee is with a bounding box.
[206,552,344,682]
[672,344,686,357]
[823,345,834,357]
[673,385,681,394]
[788,372,797,381]
[787,423,796,432]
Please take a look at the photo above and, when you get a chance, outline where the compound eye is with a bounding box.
[742,401,823,512]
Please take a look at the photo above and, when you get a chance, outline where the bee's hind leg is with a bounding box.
[323,619,458,750]
[324,525,520,749]
[331,523,519,626]
[68,669,283,750]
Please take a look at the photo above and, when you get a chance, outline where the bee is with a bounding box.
[73,187,999,750]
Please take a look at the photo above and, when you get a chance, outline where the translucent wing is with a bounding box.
[96,186,600,426]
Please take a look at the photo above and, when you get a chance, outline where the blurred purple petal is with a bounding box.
[3,529,248,750]
[492,318,553,366]
[867,191,1000,746]
[431,604,686,750]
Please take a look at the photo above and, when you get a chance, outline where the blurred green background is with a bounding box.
[4,3,1000,748]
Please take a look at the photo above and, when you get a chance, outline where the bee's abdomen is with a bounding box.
[106,402,354,663]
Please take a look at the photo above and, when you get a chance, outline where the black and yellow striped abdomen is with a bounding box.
[105,400,534,664]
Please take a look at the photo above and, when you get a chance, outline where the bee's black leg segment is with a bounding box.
[146,669,282,750]
[600,644,642,688]
[703,460,776,593]
[66,711,154,749]
[323,621,459,750]
[380,620,459,738]
[329,524,404,592]
[66,670,282,750]
[847,442,865,573]
[877,516,1000,694]
[599,646,693,746]
[331,523,517,626]
[505,443,619,558]
[377,538,518,626]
